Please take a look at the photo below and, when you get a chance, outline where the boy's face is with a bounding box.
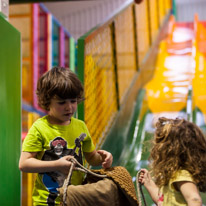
[48,96,78,125]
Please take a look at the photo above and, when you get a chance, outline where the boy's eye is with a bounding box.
[57,99,77,104]
[58,101,66,105]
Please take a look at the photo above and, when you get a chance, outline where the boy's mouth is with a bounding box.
[64,113,72,116]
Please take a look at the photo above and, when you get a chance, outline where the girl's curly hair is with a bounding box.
[149,117,206,192]
[36,67,84,111]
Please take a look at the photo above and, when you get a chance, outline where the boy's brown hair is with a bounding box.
[36,67,84,111]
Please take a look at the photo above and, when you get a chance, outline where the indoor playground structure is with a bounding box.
[1,0,206,205]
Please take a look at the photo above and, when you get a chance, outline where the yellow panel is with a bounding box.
[149,0,159,43]
[193,22,206,122]
[10,17,31,59]
[84,26,118,147]
[165,0,172,13]
[21,112,39,206]
[9,5,33,104]
[193,51,206,115]
[22,110,29,133]
[135,0,150,65]
[9,4,31,15]
[158,0,165,25]
[10,17,31,40]
[115,5,137,104]
[22,40,31,58]
[145,40,194,113]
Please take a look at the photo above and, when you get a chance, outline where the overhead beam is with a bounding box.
[10,0,97,4]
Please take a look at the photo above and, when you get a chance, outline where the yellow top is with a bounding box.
[160,170,194,205]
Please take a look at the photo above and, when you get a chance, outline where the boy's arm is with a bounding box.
[175,181,202,206]
[138,169,159,204]
[84,150,113,168]
[19,151,73,175]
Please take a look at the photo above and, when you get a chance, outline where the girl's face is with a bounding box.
[48,97,78,125]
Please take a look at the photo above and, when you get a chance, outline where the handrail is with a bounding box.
[186,85,193,122]
[194,13,199,39]
[167,14,175,43]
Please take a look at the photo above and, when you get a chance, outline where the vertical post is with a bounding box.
[77,38,85,121]
[132,4,139,71]
[111,22,120,110]
[32,3,39,108]
[156,0,160,28]
[47,13,52,71]
[186,85,193,122]
[172,0,177,19]
[27,113,33,206]
[59,26,65,67]
[70,37,76,72]
[146,0,152,46]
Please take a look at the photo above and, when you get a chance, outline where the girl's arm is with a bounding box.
[19,151,73,175]
[84,150,113,168]
[138,169,159,204]
[175,181,202,206]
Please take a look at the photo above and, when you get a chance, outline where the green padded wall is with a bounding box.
[0,15,21,205]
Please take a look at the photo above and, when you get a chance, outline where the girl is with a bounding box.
[138,117,206,206]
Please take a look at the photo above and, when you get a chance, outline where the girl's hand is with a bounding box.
[138,168,150,185]
[138,168,160,204]
[138,168,156,190]
[97,150,113,169]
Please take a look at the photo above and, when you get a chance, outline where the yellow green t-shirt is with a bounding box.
[160,170,194,205]
[22,115,95,206]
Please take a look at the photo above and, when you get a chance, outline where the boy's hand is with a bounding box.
[56,155,75,175]
[97,150,113,169]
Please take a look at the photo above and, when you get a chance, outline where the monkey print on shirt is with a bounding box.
[41,136,83,191]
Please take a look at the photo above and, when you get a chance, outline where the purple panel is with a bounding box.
[33,3,39,109]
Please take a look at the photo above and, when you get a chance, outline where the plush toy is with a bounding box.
[59,160,139,206]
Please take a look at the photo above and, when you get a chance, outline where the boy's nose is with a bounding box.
[65,102,72,110]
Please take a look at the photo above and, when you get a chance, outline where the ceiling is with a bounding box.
[10,0,100,4]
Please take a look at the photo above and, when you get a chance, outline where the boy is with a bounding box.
[19,67,113,206]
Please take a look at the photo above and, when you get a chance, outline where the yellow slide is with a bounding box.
[145,15,197,121]
[193,15,206,125]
